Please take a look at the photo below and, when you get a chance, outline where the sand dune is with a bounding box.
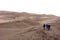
[0,11,60,40]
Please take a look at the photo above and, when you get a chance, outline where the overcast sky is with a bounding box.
[0,0,60,16]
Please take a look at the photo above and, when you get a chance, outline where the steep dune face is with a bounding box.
[0,11,60,40]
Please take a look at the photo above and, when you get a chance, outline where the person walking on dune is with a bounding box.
[45,24,51,30]
[47,24,50,30]
[43,24,45,30]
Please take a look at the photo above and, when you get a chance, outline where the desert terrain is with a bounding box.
[0,11,60,40]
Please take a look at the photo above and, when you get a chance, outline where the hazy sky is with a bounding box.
[0,0,60,16]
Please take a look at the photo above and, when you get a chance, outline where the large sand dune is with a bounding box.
[0,11,60,40]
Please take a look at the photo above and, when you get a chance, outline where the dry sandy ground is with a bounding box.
[0,25,40,40]
[0,25,60,40]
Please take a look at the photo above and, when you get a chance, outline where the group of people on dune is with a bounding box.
[43,24,51,31]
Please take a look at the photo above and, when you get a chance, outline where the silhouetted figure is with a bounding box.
[43,24,45,30]
[47,25,50,30]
